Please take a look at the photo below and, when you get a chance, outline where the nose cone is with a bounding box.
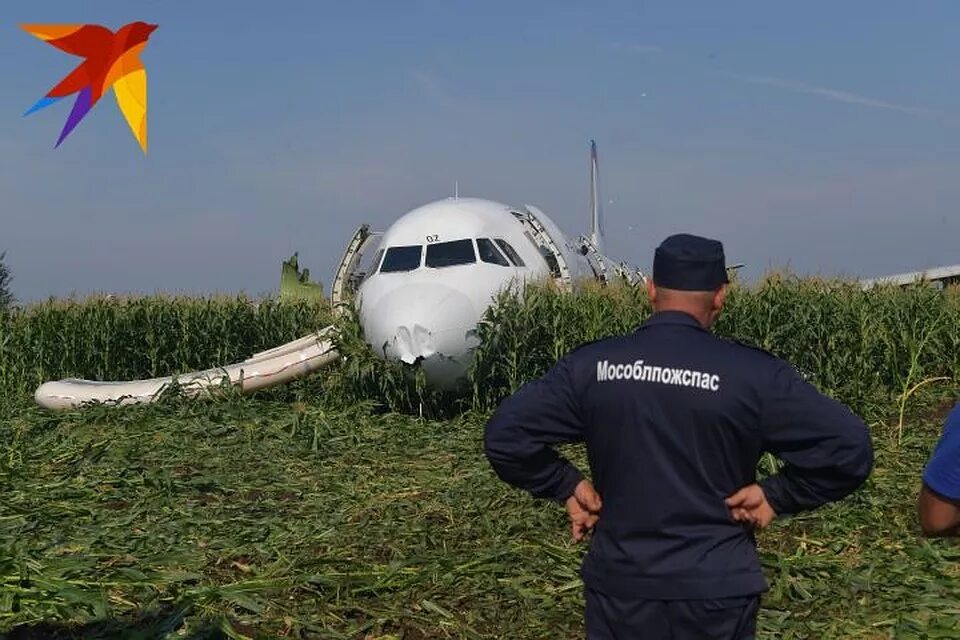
[360,283,482,388]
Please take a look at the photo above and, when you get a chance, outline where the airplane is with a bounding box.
[859,264,960,290]
[335,143,645,388]
[32,141,646,409]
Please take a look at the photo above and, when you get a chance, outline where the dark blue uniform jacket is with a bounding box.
[484,311,873,600]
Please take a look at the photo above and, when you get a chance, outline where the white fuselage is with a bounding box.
[31,146,625,411]
[356,197,589,388]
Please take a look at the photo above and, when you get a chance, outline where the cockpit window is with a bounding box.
[477,238,510,267]
[379,245,422,272]
[370,249,385,273]
[494,239,525,267]
[360,249,384,283]
[425,239,476,268]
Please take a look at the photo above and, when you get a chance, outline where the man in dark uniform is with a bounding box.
[483,233,874,639]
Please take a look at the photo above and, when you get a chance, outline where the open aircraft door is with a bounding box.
[510,206,575,291]
[576,234,646,286]
[330,224,383,312]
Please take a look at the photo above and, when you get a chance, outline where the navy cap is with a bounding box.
[653,233,728,291]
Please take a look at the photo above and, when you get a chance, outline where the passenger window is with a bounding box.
[425,239,476,268]
[494,239,525,267]
[477,238,510,267]
[380,245,422,272]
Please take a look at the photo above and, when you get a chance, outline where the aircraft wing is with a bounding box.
[860,263,960,289]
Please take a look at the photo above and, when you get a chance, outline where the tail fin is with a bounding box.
[589,140,604,251]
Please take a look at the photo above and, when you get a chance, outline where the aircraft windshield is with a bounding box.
[425,239,476,268]
[360,249,384,283]
[380,245,422,272]
[477,238,510,266]
[494,239,525,267]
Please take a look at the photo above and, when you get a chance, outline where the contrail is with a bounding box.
[737,74,941,119]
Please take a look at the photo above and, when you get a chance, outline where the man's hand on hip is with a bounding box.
[566,479,602,542]
[725,484,777,530]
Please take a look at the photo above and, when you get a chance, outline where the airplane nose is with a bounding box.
[360,284,481,385]
[394,323,435,363]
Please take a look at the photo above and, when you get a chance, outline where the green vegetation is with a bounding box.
[1,279,959,638]
[0,295,331,410]
[0,252,13,312]
[472,278,960,424]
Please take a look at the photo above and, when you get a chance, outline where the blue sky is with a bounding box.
[2,1,959,301]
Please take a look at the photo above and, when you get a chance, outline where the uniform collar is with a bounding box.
[640,310,707,330]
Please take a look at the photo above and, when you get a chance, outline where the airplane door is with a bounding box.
[331,224,383,311]
[512,206,573,290]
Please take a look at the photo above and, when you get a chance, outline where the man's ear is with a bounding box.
[713,284,728,311]
[647,279,657,304]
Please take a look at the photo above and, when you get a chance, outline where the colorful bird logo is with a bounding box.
[21,22,158,152]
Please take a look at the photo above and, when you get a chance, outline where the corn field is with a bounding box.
[0,295,332,410]
[1,279,960,638]
[472,277,960,422]
[2,279,958,420]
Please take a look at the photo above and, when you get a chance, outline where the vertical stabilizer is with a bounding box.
[589,140,604,251]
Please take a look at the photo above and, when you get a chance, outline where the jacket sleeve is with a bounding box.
[758,361,874,516]
[483,355,586,503]
[922,404,960,500]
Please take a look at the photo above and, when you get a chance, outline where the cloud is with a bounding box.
[737,74,941,119]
